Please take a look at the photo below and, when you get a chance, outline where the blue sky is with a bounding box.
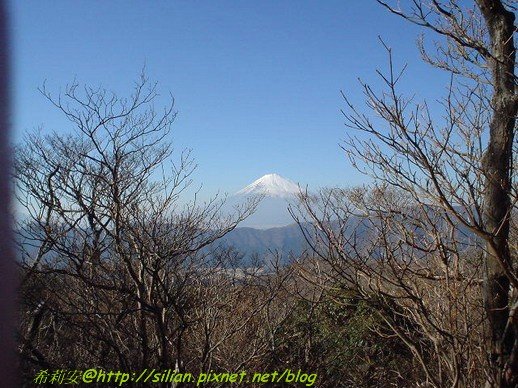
[10,1,450,198]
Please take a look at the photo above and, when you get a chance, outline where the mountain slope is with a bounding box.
[219,223,309,262]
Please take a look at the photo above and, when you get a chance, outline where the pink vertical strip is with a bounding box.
[0,0,17,386]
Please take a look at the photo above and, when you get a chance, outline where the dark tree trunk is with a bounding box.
[477,1,517,386]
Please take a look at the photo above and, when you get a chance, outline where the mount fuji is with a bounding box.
[236,173,300,198]
[215,173,307,260]
[231,173,301,229]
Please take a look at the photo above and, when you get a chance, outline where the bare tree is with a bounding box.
[15,74,259,384]
[295,1,517,386]
[187,254,296,378]
[294,185,489,386]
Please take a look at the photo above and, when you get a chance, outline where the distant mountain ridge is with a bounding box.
[220,222,308,260]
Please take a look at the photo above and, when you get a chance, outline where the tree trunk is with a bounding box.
[477,1,517,386]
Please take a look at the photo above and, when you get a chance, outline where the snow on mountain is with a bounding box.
[231,174,301,229]
[236,173,300,198]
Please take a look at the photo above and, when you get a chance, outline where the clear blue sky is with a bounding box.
[10,1,450,198]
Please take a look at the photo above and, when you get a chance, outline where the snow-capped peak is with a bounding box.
[236,173,300,198]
